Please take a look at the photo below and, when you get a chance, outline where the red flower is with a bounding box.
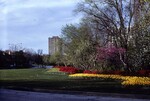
[58,66,80,74]
[83,70,92,74]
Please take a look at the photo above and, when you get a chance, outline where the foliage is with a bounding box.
[74,0,150,71]
[0,49,44,69]
[127,12,150,70]
[96,44,126,70]
[59,0,150,72]
[0,50,11,68]
[61,24,99,70]
[49,52,63,65]
[42,55,51,65]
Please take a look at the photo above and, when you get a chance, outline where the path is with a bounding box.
[0,89,149,101]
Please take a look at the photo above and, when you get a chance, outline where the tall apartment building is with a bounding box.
[48,36,62,55]
[133,0,145,23]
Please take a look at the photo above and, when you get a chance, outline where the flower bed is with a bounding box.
[53,65,150,76]
[82,70,150,76]
[69,73,150,86]
[54,66,82,74]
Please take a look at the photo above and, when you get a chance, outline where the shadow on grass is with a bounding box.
[1,79,150,95]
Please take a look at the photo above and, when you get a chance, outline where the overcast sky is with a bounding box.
[0,0,82,54]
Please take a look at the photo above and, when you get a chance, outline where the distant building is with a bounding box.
[133,0,145,23]
[48,36,63,55]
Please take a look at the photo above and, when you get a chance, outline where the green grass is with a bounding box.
[0,68,150,95]
[0,68,68,81]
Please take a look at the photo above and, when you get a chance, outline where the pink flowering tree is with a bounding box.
[96,45,126,70]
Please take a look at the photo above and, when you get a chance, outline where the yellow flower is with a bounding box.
[69,73,150,86]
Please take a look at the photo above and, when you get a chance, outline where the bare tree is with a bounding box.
[8,43,23,52]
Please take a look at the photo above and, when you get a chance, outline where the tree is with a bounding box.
[76,0,150,71]
[97,44,126,70]
[23,48,36,67]
[13,50,27,68]
[34,49,44,67]
[61,23,100,70]
[49,51,63,65]
[128,10,150,70]
[9,43,23,52]
[43,55,51,65]
[0,50,12,68]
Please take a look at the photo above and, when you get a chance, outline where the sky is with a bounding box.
[0,0,82,54]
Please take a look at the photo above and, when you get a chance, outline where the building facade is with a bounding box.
[48,36,62,55]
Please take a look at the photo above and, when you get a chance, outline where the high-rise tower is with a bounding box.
[48,36,62,55]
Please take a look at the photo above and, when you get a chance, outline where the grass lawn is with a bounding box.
[0,68,150,95]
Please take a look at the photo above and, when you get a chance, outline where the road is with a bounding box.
[0,89,150,101]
